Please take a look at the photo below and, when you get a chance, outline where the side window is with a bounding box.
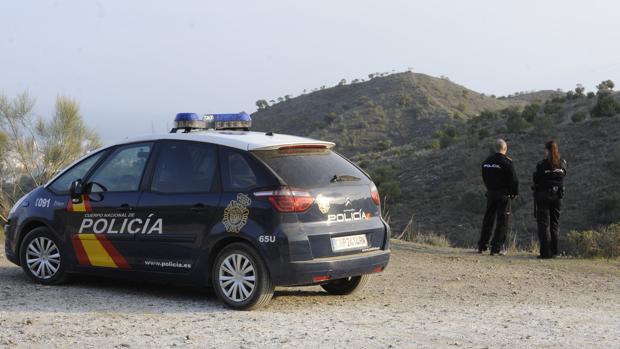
[150,141,218,193]
[88,143,152,193]
[49,151,105,193]
[219,147,276,191]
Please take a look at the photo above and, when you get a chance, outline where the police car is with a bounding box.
[4,112,390,310]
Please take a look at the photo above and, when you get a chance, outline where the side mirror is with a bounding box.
[70,179,84,202]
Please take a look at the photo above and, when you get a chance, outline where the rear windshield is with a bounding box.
[252,148,369,188]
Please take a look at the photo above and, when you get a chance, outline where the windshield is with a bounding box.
[252,148,369,188]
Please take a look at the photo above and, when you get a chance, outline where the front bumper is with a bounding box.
[273,249,390,286]
[4,223,18,265]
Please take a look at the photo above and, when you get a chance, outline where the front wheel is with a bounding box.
[212,243,274,310]
[321,275,370,295]
[19,227,68,285]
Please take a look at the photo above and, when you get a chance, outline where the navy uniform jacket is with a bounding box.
[533,159,567,190]
[481,153,519,196]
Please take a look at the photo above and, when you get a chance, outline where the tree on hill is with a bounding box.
[0,92,101,221]
[592,79,620,117]
[255,99,269,110]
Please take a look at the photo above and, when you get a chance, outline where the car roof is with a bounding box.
[44,130,335,188]
[120,130,336,151]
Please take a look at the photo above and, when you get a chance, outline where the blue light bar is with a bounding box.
[207,112,252,130]
[174,113,206,129]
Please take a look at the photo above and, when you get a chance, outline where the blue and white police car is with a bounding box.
[4,112,391,310]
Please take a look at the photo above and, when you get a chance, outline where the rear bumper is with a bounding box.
[272,249,390,286]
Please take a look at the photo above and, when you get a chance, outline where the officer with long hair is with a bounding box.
[532,140,567,259]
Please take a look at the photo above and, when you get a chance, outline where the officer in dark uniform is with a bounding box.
[532,140,567,259]
[478,139,519,255]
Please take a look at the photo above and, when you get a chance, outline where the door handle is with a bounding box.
[117,204,133,212]
[191,204,206,213]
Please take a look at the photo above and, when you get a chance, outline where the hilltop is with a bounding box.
[252,72,524,156]
[251,72,620,251]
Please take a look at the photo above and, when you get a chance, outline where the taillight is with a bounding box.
[370,183,381,206]
[254,187,315,213]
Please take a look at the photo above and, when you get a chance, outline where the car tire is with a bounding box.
[212,242,274,310]
[19,227,68,285]
[320,274,370,295]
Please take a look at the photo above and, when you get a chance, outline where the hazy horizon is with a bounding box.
[2,0,620,142]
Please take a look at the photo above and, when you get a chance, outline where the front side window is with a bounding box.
[150,141,218,193]
[88,143,152,192]
[49,151,105,193]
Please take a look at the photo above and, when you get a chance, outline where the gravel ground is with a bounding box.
[1,240,619,349]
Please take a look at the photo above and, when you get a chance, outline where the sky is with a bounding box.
[1,0,620,142]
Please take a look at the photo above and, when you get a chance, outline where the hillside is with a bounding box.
[251,72,620,251]
[252,72,523,156]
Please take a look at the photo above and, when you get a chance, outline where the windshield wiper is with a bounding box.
[331,174,361,183]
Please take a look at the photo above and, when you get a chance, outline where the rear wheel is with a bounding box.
[320,274,370,295]
[19,227,68,285]
[212,243,274,310]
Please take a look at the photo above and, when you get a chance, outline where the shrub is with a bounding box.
[567,224,620,258]
[571,111,587,123]
[427,139,440,150]
[521,103,540,122]
[380,180,402,201]
[543,102,562,116]
[376,139,392,151]
[592,94,620,117]
[506,115,530,133]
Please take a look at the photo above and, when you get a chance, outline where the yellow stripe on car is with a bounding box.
[78,234,118,268]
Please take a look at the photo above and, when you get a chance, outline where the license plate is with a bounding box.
[331,234,368,252]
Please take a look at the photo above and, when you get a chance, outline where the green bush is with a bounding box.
[592,94,620,117]
[543,102,562,116]
[376,139,392,151]
[567,224,620,258]
[571,111,587,123]
[427,139,440,150]
[380,180,402,201]
[506,115,530,133]
[521,103,540,122]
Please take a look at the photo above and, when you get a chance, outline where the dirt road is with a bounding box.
[1,240,618,348]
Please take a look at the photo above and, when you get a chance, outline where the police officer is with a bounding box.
[532,140,567,259]
[478,139,519,255]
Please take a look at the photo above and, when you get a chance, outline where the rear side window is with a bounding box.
[150,141,218,193]
[252,148,369,188]
[219,147,277,191]
[49,151,105,193]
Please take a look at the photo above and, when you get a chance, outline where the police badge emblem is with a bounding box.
[223,193,251,233]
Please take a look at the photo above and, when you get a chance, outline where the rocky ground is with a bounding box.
[1,240,618,348]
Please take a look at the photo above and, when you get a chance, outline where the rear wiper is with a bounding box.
[331,174,361,183]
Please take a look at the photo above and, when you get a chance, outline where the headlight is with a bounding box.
[9,193,29,216]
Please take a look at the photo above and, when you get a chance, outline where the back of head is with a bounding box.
[545,140,561,169]
[495,139,507,154]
